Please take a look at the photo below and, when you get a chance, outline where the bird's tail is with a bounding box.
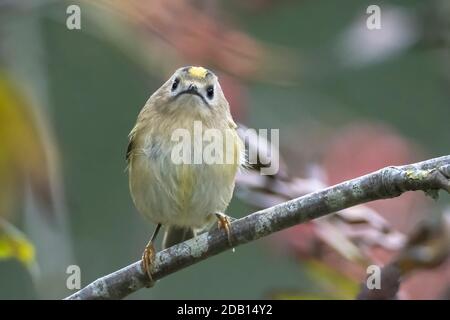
[162,226,195,249]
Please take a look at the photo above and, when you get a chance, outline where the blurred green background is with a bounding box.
[0,0,449,299]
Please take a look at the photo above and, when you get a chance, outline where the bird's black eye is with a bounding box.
[172,78,180,91]
[206,85,214,99]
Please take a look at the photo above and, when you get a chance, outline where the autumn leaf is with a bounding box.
[0,218,38,274]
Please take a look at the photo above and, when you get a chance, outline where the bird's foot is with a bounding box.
[215,212,234,247]
[141,242,156,287]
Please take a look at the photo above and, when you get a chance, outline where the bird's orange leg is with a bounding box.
[141,223,161,287]
[215,212,234,247]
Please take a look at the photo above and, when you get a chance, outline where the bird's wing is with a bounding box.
[126,137,134,163]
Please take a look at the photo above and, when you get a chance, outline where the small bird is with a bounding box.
[127,66,243,283]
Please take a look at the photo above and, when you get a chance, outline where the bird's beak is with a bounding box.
[176,84,208,105]
[185,84,198,95]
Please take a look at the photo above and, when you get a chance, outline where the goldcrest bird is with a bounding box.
[127,66,244,282]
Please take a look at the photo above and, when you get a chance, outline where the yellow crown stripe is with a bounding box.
[188,66,208,79]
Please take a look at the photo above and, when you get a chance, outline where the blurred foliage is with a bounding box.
[0,73,50,220]
[0,73,50,276]
[0,0,449,299]
[0,219,36,272]
[271,260,359,300]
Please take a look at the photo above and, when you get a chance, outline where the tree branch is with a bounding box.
[65,155,450,300]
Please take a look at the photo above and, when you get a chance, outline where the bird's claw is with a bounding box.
[141,243,156,287]
[215,212,233,247]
